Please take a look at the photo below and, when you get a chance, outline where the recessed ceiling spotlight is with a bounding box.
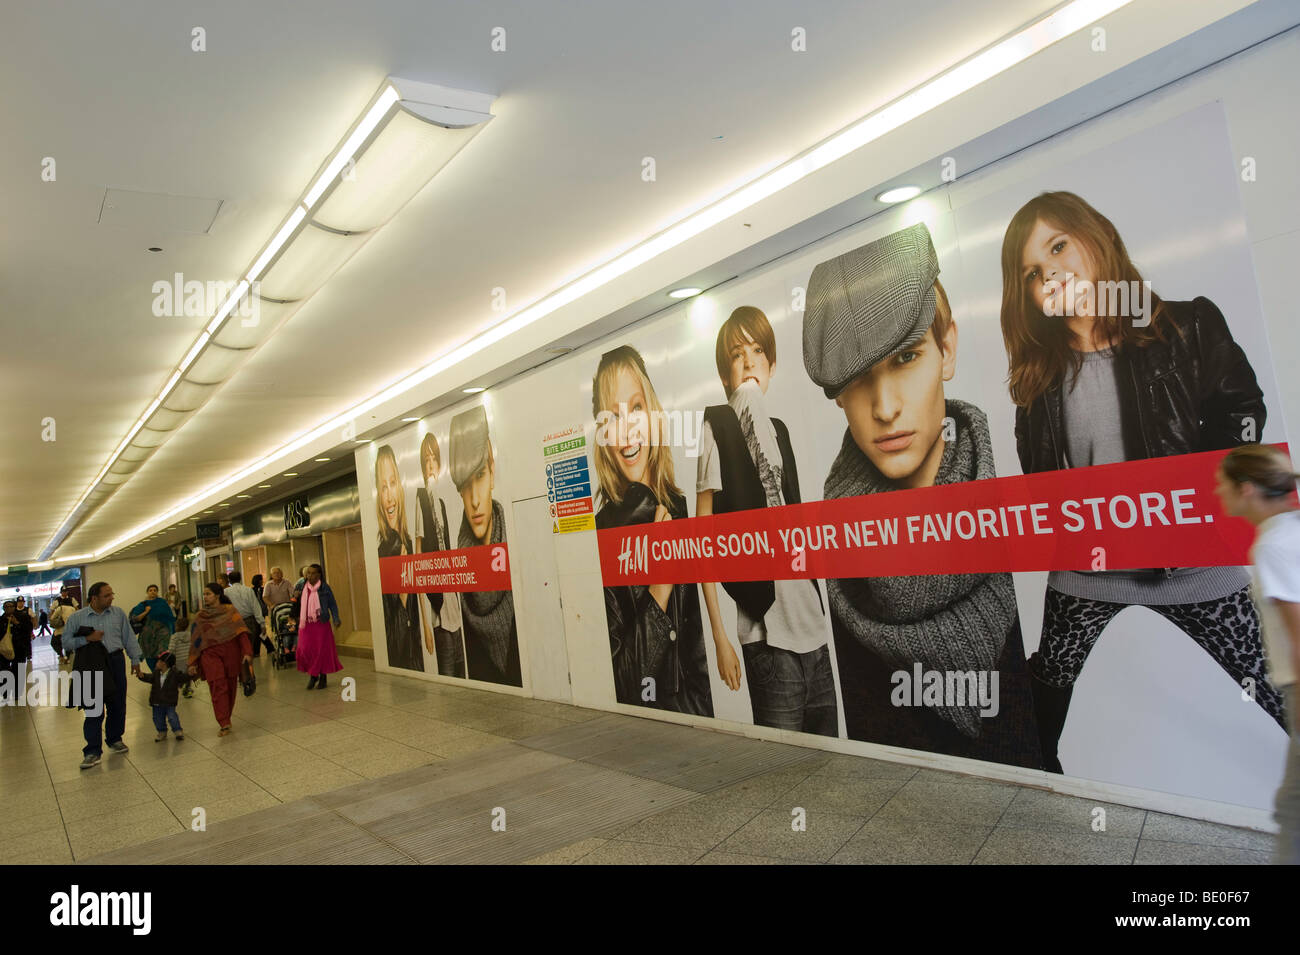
[258,484,271,489]
[546,346,574,356]
[147,247,163,253]
[218,503,231,507]
[204,510,215,514]
[283,472,298,477]
[669,287,702,299]
[314,457,330,462]
[401,417,419,422]
[462,386,486,394]
[236,494,251,499]
[876,185,922,204]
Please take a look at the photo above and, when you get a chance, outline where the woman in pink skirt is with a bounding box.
[292,564,343,690]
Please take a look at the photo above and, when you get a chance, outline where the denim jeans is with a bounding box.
[83,649,127,757]
[151,704,182,733]
[742,642,838,736]
[1277,685,1299,865]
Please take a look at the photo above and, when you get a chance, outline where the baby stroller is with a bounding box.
[271,603,297,670]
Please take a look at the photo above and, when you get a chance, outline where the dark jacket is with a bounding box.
[702,404,820,621]
[67,640,110,710]
[417,487,451,616]
[376,533,426,674]
[7,609,33,663]
[596,483,713,717]
[289,583,343,629]
[1015,297,1265,474]
[135,667,190,707]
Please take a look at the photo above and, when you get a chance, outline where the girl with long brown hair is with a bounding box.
[591,345,713,716]
[999,190,1284,773]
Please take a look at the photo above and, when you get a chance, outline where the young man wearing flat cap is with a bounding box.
[449,405,522,687]
[803,222,1040,766]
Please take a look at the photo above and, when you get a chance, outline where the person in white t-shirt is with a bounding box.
[1215,444,1300,865]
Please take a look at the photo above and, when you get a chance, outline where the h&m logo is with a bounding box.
[617,534,648,576]
[400,563,414,587]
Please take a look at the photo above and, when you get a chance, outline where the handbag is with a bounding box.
[0,629,14,661]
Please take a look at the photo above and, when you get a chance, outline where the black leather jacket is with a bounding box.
[596,483,713,717]
[1015,297,1265,474]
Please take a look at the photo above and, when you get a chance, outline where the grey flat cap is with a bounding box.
[803,222,940,398]
[449,405,491,490]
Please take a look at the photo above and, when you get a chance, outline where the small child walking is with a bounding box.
[136,650,190,741]
[169,616,195,698]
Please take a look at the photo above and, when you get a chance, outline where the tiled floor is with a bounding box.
[0,640,1278,865]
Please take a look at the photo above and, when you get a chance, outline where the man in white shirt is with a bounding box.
[223,572,269,656]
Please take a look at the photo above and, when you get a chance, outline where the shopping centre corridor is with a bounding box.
[0,641,1274,865]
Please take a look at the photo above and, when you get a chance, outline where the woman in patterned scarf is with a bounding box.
[186,582,253,736]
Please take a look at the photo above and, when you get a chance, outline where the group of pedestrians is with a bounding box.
[61,565,345,769]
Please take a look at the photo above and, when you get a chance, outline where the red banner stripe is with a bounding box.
[597,448,1275,586]
[379,543,511,594]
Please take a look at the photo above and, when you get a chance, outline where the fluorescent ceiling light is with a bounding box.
[401,417,420,422]
[206,280,250,334]
[303,86,401,209]
[246,206,307,283]
[78,2,1131,561]
[180,332,212,372]
[876,185,922,203]
[282,472,298,477]
[668,287,702,299]
[462,387,485,394]
[40,77,495,564]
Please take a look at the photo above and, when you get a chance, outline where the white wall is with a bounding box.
[82,557,164,612]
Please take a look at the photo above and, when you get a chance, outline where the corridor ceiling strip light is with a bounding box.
[245,206,308,283]
[72,0,1132,563]
[37,80,494,565]
[303,86,400,208]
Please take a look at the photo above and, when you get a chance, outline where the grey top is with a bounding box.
[1062,346,1126,468]
[1050,346,1248,605]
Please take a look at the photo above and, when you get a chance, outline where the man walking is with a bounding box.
[61,582,142,770]
[224,571,269,657]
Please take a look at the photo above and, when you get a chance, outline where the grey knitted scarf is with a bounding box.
[823,398,1018,738]
[458,498,514,675]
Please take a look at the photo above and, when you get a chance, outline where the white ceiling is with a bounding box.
[0,0,1252,566]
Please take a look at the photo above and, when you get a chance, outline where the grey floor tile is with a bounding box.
[874,776,1018,828]
[1134,839,1271,865]
[779,776,907,816]
[1139,812,1273,851]
[973,828,1137,865]
[998,788,1146,838]
[520,838,609,864]
[694,850,790,865]
[573,840,705,865]
[717,808,868,862]
[613,800,761,849]
[831,816,992,864]
[812,754,919,781]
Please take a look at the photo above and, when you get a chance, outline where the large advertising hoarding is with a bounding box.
[360,104,1290,811]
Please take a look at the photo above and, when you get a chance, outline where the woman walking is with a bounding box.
[1215,445,1300,864]
[186,583,253,736]
[130,584,176,673]
[999,190,1284,771]
[292,564,343,690]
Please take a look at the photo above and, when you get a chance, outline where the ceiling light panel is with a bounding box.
[258,223,366,301]
[313,110,482,233]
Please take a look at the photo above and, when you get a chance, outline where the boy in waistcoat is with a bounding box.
[697,306,838,735]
